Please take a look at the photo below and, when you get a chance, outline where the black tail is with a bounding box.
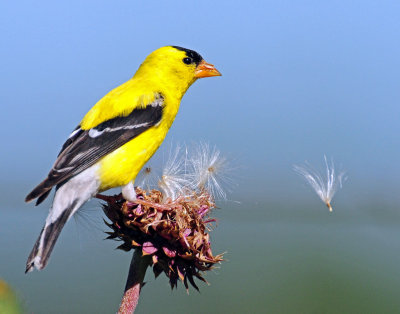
[25,178,54,205]
[25,200,78,273]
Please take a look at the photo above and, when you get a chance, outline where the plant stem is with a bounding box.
[118,249,151,314]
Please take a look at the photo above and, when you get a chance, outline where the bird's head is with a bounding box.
[135,46,221,98]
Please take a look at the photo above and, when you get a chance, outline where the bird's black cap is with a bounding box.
[172,46,203,65]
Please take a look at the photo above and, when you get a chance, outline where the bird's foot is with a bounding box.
[130,198,173,211]
[125,194,144,208]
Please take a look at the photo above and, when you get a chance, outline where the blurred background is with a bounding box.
[2,0,400,313]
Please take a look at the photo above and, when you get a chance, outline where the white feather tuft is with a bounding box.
[294,156,346,212]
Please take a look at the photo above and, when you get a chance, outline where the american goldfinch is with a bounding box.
[25,46,221,272]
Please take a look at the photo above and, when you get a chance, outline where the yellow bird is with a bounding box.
[25,46,221,272]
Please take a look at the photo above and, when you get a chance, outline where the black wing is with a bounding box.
[26,95,164,204]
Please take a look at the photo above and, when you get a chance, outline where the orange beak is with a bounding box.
[194,60,222,78]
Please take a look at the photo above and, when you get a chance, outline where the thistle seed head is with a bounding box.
[188,142,230,200]
[157,145,192,201]
[294,156,346,212]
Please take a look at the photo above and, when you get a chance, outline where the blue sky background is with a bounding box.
[2,0,400,207]
[2,1,400,312]
[0,0,400,314]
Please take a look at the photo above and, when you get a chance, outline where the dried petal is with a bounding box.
[142,242,158,255]
[152,255,158,264]
[133,205,144,215]
[162,246,176,258]
[197,205,209,217]
[177,266,185,281]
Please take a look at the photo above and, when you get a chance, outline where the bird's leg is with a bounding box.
[122,181,138,207]
[122,181,137,201]
[133,198,173,211]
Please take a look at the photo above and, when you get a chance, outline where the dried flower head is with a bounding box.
[189,143,230,200]
[294,156,346,212]
[101,188,223,291]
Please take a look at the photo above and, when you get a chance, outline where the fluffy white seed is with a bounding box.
[188,143,230,200]
[158,145,191,200]
[294,156,346,212]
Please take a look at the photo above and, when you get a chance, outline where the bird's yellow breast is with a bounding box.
[97,120,170,191]
[97,89,181,191]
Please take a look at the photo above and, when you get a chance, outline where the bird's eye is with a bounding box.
[183,57,193,65]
